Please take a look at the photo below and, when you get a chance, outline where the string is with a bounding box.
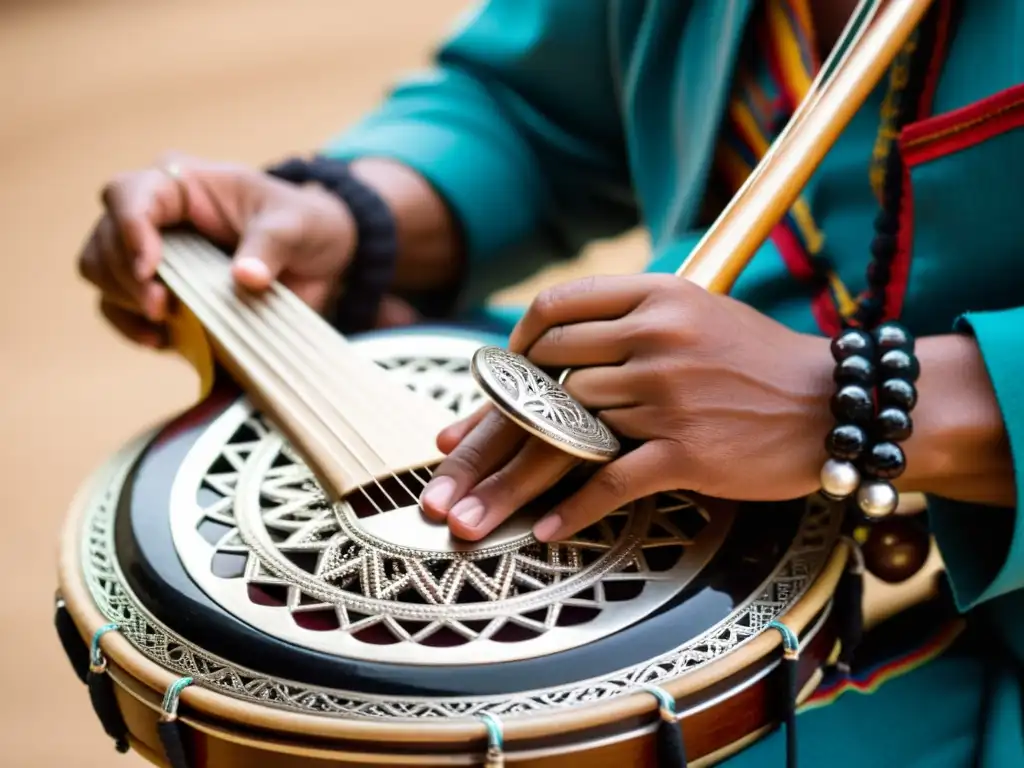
[240,268,432,506]
[167,238,434,497]
[158,250,406,515]
[158,257,361,480]
[159,240,433,511]
[259,273,430,454]
[169,247,426,509]
[176,236,441,496]
[158,253,399,514]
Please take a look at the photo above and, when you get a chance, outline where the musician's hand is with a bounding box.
[76,152,357,346]
[420,274,835,542]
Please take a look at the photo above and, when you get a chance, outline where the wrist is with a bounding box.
[266,156,399,333]
[795,333,838,492]
[895,334,1012,502]
[348,158,464,294]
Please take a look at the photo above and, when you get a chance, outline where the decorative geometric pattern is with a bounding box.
[80,439,841,720]
[170,336,732,664]
[77,330,842,719]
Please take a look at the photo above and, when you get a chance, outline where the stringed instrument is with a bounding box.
[54,1,945,766]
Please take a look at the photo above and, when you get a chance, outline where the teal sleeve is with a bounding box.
[927,305,1024,610]
[320,0,638,308]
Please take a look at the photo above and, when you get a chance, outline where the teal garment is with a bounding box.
[323,1,1024,764]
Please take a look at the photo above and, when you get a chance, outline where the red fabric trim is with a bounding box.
[901,85,1024,167]
[812,286,842,336]
[915,0,952,118]
[884,0,954,322]
[885,156,915,321]
[770,223,815,280]
[770,223,842,334]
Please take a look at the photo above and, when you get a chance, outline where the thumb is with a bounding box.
[230,209,300,291]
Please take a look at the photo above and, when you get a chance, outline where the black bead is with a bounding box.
[833,355,875,387]
[864,441,906,480]
[879,348,920,382]
[874,209,898,236]
[878,378,918,411]
[870,233,898,261]
[873,321,915,353]
[856,297,884,329]
[831,385,874,424]
[826,424,868,461]
[884,147,904,183]
[876,407,913,442]
[867,259,891,288]
[830,329,874,362]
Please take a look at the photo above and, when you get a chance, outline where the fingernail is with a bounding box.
[533,514,562,542]
[420,476,456,512]
[234,257,270,286]
[451,497,485,527]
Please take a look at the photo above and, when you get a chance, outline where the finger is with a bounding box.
[230,208,308,291]
[375,295,421,329]
[78,226,126,297]
[419,410,526,521]
[446,438,578,541]
[96,215,166,321]
[533,441,674,542]
[526,320,633,368]
[101,169,184,319]
[600,405,669,441]
[98,299,169,348]
[561,365,641,411]
[79,229,151,313]
[436,403,493,454]
[508,274,668,354]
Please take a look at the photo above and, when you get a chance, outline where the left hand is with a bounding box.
[419,274,835,542]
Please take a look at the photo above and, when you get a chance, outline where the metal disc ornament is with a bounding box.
[470,346,620,462]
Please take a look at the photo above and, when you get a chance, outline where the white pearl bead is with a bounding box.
[820,459,860,499]
[857,480,899,519]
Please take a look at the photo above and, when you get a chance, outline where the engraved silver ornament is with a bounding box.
[470,346,620,462]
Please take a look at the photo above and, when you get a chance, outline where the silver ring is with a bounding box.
[158,161,183,180]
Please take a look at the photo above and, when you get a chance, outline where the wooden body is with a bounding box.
[56,431,846,766]
[55,326,859,767]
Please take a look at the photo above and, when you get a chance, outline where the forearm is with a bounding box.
[897,334,1015,506]
[348,158,463,293]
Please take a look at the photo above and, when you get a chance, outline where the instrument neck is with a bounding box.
[157,230,452,499]
[677,0,931,292]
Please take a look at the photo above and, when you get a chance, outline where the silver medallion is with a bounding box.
[470,346,620,462]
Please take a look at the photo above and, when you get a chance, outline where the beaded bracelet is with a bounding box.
[820,322,918,519]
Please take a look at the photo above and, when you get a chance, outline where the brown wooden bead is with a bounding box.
[861,517,930,584]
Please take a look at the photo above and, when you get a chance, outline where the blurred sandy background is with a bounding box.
[0,1,644,766]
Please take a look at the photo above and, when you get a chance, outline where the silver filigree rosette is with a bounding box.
[76,330,843,720]
[169,335,732,665]
[471,346,620,462]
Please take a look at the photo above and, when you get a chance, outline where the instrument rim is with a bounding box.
[57,425,848,746]
[94,611,831,767]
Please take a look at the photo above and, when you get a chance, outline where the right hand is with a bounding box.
[77,152,358,347]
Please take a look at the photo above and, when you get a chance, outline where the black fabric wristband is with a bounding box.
[265,155,398,334]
